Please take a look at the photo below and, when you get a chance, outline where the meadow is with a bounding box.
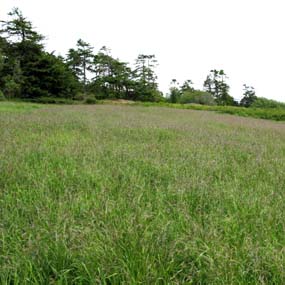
[1,102,285,284]
[135,102,285,121]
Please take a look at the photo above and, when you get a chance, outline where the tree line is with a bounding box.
[168,71,257,107]
[0,8,257,106]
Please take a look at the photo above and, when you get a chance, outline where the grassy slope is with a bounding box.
[135,102,285,121]
[1,103,285,284]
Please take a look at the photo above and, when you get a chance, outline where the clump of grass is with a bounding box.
[1,103,285,283]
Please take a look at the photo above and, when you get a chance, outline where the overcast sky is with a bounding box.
[1,0,285,101]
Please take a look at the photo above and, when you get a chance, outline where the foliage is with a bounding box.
[133,86,164,102]
[168,79,181,103]
[180,90,216,105]
[168,87,181,103]
[85,96,97,104]
[251,97,285,109]
[180,79,194,92]
[132,54,162,102]
[0,48,4,72]
[203,69,236,105]
[134,54,158,87]
[73,93,85,101]
[0,90,6,101]
[66,39,94,92]
[90,47,135,100]
[0,9,79,99]
[2,75,21,98]
[167,79,215,105]
[25,97,75,104]
[240,84,257,107]
[0,7,44,43]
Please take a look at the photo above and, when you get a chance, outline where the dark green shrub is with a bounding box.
[135,89,164,102]
[85,97,97,104]
[73,93,85,101]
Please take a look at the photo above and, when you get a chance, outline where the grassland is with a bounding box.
[135,102,285,121]
[1,102,285,284]
[0,101,42,113]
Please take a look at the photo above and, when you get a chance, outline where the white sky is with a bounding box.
[1,0,285,101]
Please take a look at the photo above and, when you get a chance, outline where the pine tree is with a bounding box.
[67,39,94,94]
[0,8,43,44]
[240,84,257,107]
[203,69,235,105]
[133,54,162,101]
[0,8,79,98]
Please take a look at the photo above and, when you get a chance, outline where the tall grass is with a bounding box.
[1,103,285,284]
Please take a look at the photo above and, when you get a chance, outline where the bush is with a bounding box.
[0,90,6,101]
[251,97,285,109]
[74,92,100,101]
[168,87,181,103]
[135,89,164,102]
[180,90,216,105]
[73,93,85,101]
[85,97,97,104]
[3,76,21,99]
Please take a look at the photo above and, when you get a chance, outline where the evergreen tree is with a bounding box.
[168,79,181,103]
[0,47,3,72]
[91,47,135,99]
[67,39,94,94]
[66,48,81,80]
[134,54,157,87]
[133,54,162,101]
[203,69,235,105]
[180,79,194,92]
[240,84,257,107]
[0,8,44,97]
[0,8,44,44]
[0,8,79,99]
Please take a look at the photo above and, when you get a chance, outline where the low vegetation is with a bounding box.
[251,97,285,109]
[0,101,41,112]
[136,102,285,121]
[1,102,285,283]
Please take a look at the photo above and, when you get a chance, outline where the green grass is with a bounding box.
[1,103,285,284]
[0,101,42,112]
[135,102,285,121]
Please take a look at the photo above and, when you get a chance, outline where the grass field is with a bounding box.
[1,102,285,284]
[135,102,285,121]
[0,102,42,113]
